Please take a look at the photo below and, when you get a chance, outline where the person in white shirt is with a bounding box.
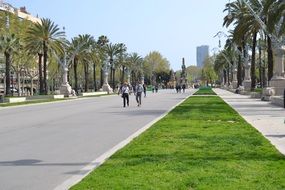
[119,82,130,107]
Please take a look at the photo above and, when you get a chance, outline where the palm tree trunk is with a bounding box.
[84,63,89,92]
[43,41,48,95]
[5,52,11,96]
[100,67,103,87]
[74,58,78,94]
[223,69,227,85]
[31,77,34,96]
[237,47,242,87]
[121,66,125,83]
[262,46,267,87]
[17,71,20,97]
[93,63,97,91]
[112,68,115,89]
[251,32,257,91]
[227,64,230,86]
[267,35,273,82]
[259,44,263,88]
[38,53,43,95]
[109,66,113,84]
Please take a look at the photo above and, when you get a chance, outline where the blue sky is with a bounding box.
[6,0,230,71]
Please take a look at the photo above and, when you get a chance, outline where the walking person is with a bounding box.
[143,84,147,97]
[182,84,186,93]
[135,81,144,106]
[119,82,130,107]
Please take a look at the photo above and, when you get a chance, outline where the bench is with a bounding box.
[6,97,26,103]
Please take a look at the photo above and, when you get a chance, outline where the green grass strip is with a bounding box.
[71,96,285,190]
[193,88,216,95]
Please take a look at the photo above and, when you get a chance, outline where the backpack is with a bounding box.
[137,84,143,93]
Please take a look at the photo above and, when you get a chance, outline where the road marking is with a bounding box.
[54,90,197,190]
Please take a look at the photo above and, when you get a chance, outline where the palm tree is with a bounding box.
[128,53,143,83]
[104,43,122,89]
[118,52,128,83]
[79,34,94,92]
[214,53,227,85]
[24,35,44,94]
[97,35,109,87]
[68,35,92,94]
[224,0,261,90]
[113,43,127,87]
[26,18,65,94]
[0,34,19,96]
[91,48,101,92]
[263,0,284,81]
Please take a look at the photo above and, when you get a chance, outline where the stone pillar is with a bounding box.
[268,45,285,96]
[243,54,251,91]
[59,66,72,97]
[232,66,238,89]
[102,70,113,94]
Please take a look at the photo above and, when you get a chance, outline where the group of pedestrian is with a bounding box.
[118,81,146,107]
[152,85,158,93]
[175,84,186,93]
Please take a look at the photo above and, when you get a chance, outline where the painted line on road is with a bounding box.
[54,90,197,190]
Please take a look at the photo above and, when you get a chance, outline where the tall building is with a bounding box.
[196,45,209,68]
[0,1,40,23]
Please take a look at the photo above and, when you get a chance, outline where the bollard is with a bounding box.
[0,95,3,103]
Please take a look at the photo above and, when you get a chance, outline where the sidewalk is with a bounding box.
[214,88,285,155]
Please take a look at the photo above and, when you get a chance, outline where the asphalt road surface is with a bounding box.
[0,89,194,190]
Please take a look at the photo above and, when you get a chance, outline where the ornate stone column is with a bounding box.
[232,62,238,89]
[59,52,72,97]
[101,62,113,94]
[242,47,251,91]
[268,45,285,96]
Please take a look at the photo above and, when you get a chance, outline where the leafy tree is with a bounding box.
[144,51,170,85]
[104,43,122,89]
[202,56,218,86]
[186,66,202,83]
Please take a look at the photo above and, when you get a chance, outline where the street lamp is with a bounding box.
[214,31,227,48]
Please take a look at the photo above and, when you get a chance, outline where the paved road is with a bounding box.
[0,89,195,190]
[214,89,285,154]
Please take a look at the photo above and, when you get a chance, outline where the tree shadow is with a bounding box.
[266,134,285,138]
[0,159,95,167]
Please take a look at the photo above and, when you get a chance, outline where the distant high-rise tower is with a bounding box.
[196,45,209,68]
